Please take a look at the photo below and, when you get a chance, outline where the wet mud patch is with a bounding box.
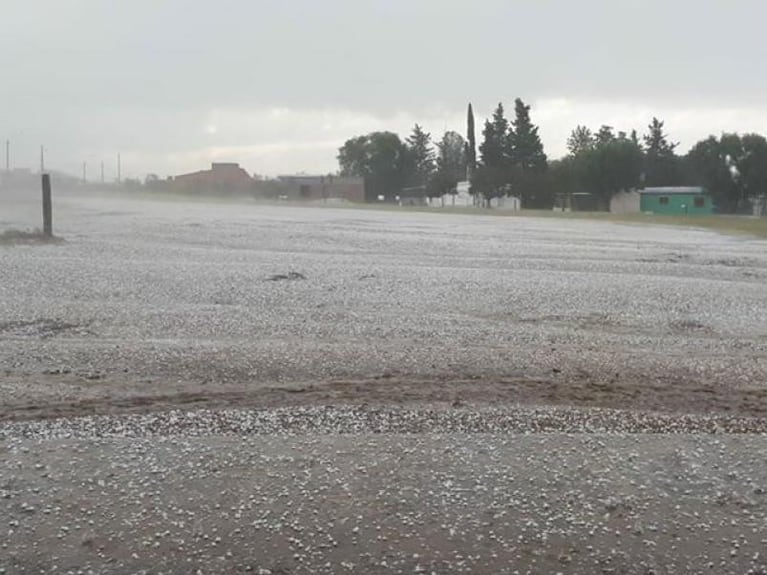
[637,252,690,264]
[265,271,307,282]
[0,229,64,246]
[669,319,715,335]
[515,312,625,331]
[704,256,761,268]
[0,319,88,339]
[4,373,767,423]
[92,211,138,217]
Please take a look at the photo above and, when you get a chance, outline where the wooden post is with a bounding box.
[42,174,52,237]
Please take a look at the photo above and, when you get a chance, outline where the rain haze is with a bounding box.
[2,2,767,574]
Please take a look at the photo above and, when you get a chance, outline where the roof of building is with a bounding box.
[400,185,427,197]
[278,174,362,184]
[173,163,252,189]
[278,174,326,180]
[641,186,706,195]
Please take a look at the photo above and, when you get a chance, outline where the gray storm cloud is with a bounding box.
[2,0,766,177]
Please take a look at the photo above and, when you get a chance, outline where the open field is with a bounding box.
[520,209,767,238]
[2,193,767,573]
[330,202,767,239]
[1,193,766,419]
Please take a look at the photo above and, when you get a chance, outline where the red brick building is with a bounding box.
[173,163,252,194]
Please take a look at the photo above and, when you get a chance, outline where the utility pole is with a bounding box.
[40,145,45,173]
[82,161,87,184]
[117,153,121,184]
[5,140,9,172]
[100,161,105,184]
[42,174,52,238]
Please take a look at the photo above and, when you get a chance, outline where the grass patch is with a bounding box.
[554,212,767,238]
[0,229,63,246]
[324,203,767,238]
[515,210,767,238]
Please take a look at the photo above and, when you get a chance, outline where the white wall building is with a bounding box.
[610,190,641,214]
[489,195,521,211]
[428,181,474,208]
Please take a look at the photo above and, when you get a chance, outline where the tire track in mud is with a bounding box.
[2,373,766,423]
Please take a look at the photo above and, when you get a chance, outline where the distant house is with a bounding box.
[555,192,599,212]
[641,187,713,215]
[752,195,767,217]
[611,187,713,215]
[173,163,252,194]
[610,190,641,214]
[428,180,475,208]
[277,175,365,203]
[489,195,521,211]
[452,181,474,207]
[398,186,428,206]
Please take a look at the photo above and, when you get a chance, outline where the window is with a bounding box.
[659,196,669,205]
[694,197,705,208]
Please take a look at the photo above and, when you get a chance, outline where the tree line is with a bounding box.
[338,102,767,213]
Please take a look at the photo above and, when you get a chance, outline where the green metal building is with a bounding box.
[640,187,713,215]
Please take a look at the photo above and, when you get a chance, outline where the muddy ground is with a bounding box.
[2,408,767,574]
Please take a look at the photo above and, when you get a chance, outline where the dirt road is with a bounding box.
[2,407,767,574]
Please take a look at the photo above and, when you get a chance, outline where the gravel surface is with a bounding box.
[2,406,767,574]
[1,194,767,419]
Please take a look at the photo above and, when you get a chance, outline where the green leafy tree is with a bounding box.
[404,124,435,187]
[436,131,467,179]
[508,98,547,172]
[470,164,508,206]
[643,117,681,186]
[719,133,749,210]
[426,170,459,202]
[572,131,643,210]
[429,131,468,201]
[686,132,767,212]
[508,98,548,207]
[739,133,767,203]
[548,157,578,206]
[475,103,511,205]
[338,131,409,202]
[686,136,735,211]
[595,125,616,146]
[338,135,371,176]
[567,126,595,156]
[479,103,509,169]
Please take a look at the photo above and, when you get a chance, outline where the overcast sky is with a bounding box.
[2,0,766,179]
